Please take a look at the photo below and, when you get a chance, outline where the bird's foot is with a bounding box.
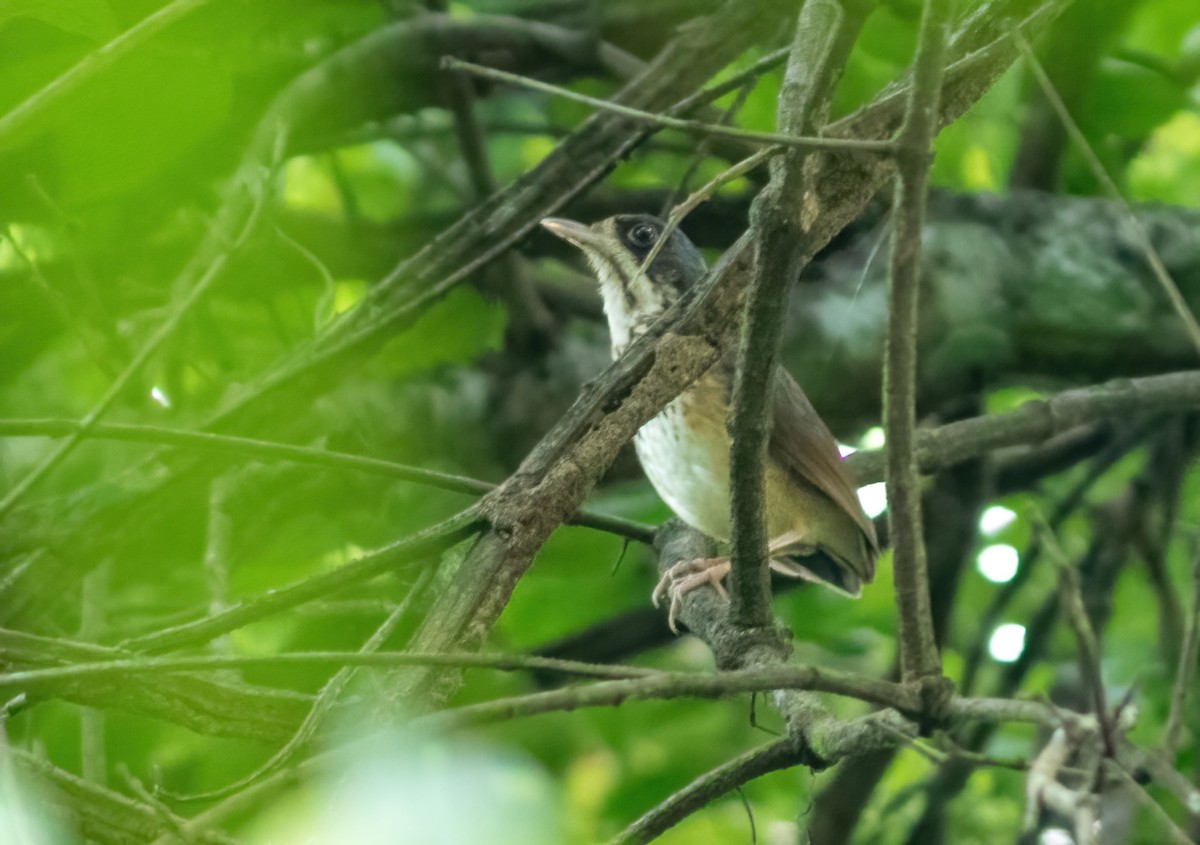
[651,557,731,634]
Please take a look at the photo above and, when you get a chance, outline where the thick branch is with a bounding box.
[729,0,867,628]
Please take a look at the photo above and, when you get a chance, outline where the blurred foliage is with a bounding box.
[1,0,1200,844]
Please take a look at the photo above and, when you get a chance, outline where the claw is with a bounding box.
[650,557,732,633]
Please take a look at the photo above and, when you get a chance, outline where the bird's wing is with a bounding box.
[768,368,879,554]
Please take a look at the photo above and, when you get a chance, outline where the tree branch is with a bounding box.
[119,509,482,653]
[1014,27,1200,355]
[1164,554,1200,755]
[441,57,894,155]
[609,736,808,844]
[9,747,235,845]
[0,0,213,145]
[883,0,953,683]
[0,647,659,690]
[730,0,868,628]
[845,370,1200,484]
[0,629,310,743]
[0,418,654,544]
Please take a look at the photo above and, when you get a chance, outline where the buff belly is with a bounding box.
[634,373,857,569]
[634,376,734,541]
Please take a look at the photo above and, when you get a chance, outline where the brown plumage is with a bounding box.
[766,368,878,592]
[540,213,878,629]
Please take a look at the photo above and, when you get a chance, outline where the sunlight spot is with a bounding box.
[962,146,996,191]
[838,442,856,457]
[976,544,1019,583]
[857,482,888,519]
[1040,829,1074,845]
[988,623,1026,663]
[150,386,172,409]
[979,505,1017,536]
[860,426,886,451]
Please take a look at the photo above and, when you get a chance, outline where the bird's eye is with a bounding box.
[628,223,658,248]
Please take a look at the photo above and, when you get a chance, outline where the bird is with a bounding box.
[541,213,879,632]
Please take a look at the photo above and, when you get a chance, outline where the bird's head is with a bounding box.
[541,214,706,353]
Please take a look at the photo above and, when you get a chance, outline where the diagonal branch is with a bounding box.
[1014,28,1200,355]
[0,629,310,743]
[608,736,810,845]
[119,509,482,653]
[0,0,214,145]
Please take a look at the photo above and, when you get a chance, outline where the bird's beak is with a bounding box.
[540,217,605,252]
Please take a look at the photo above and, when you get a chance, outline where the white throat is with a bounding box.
[586,253,669,358]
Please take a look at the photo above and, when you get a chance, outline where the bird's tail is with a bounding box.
[770,550,864,597]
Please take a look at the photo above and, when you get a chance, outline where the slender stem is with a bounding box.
[883,0,954,681]
[0,0,213,143]
[0,115,284,520]
[1163,554,1200,755]
[1014,29,1200,356]
[441,57,895,156]
[0,647,657,689]
[423,666,922,731]
[610,736,806,844]
[162,570,432,802]
[0,418,654,544]
[846,370,1200,485]
[1038,516,1115,757]
[1105,761,1195,845]
[638,146,778,277]
[118,509,482,653]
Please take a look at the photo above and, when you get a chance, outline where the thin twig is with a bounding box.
[0,647,658,689]
[1105,760,1194,845]
[78,564,108,789]
[610,736,805,844]
[1163,553,1200,755]
[441,57,895,156]
[1014,28,1200,355]
[0,0,213,143]
[884,0,954,683]
[639,146,779,277]
[165,570,434,802]
[203,476,235,660]
[423,666,924,732]
[1036,514,1115,757]
[439,53,555,338]
[660,75,759,216]
[119,765,213,845]
[0,417,654,543]
[0,121,285,520]
[118,508,482,653]
[960,424,1149,694]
